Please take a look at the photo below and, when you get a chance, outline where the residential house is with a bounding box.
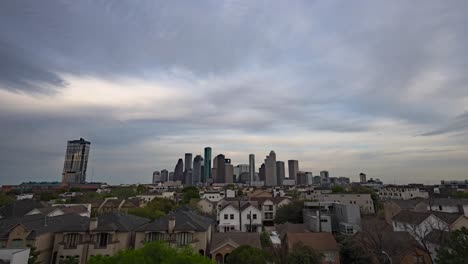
[303,202,361,234]
[210,232,261,264]
[379,186,429,200]
[284,232,340,264]
[196,198,216,216]
[52,212,150,264]
[249,197,291,226]
[0,213,86,264]
[97,198,140,214]
[26,205,90,218]
[304,190,375,214]
[134,208,214,256]
[383,198,429,224]
[218,201,262,233]
[0,200,45,219]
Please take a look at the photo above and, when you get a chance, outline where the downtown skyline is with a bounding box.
[1,1,468,185]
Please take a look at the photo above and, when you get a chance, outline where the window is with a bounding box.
[0,240,6,248]
[64,233,82,249]
[145,232,165,242]
[230,214,234,220]
[320,219,328,223]
[11,239,23,248]
[176,232,193,247]
[439,205,443,211]
[224,214,228,220]
[253,214,257,220]
[95,233,112,248]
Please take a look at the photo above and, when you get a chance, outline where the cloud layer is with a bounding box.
[0,0,467,184]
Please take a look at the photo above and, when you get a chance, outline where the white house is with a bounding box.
[218,201,262,233]
[379,186,429,200]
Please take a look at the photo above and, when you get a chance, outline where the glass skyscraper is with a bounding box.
[62,138,90,184]
[203,147,212,183]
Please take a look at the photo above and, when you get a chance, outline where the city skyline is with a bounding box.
[1,1,468,185]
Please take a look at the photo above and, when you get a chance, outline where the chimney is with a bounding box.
[168,215,176,233]
[89,217,98,231]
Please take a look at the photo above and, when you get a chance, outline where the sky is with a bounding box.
[1,0,467,185]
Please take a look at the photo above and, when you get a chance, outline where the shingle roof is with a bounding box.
[286,232,339,252]
[249,196,290,205]
[389,198,428,210]
[432,211,463,225]
[432,198,468,206]
[425,229,451,244]
[0,213,89,239]
[211,232,261,252]
[219,201,259,211]
[95,213,150,232]
[0,200,45,218]
[275,223,306,238]
[393,210,431,225]
[137,208,214,232]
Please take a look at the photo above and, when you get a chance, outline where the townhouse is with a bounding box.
[379,186,429,200]
[217,201,262,233]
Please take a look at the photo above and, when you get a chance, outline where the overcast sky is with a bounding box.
[1,0,467,185]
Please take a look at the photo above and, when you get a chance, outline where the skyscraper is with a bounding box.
[265,151,277,186]
[152,171,161,184]
[276,161,285,186]
[320,171,329,184]
[184,153,193,172]
[259,163,266,182]
[203,147,212,183]
[360,173,367,183]
[193,155,204,185]
[62,138,91,184]
[249,154,255,184]
[213,154,226,183]
[161,169,169,182]
[173,159,184,182]
[288,160,299,182]
[234,164,249,183]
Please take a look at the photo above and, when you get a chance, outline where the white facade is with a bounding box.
[240,205,262,232]
[200,191,224,202]
[16,194,34,200]
[218,205,240,232]
[392,214,449,239]
[379,187,429,200]
[0,248,30,264]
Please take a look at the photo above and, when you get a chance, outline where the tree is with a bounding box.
[287,243,323,264]
[331,185,345,193]
[128,197,175,220]
[226,245,267,264]
[181,186,200,205]
[39,191,58,201]
[338,236,372,264]
[260,231,272,249]
[61,256,79,264]
[0,193,13,207]
[110,187,137,199]
[27,246,39,264]
[435,227,468,264]
[274,200,304,224]
[88,241,212,264]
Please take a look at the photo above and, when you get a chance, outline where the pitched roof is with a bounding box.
[275,222,306,238]
[137,208,214,232]
[219,201,259,211]
[249,196,290,205]
[432,198,468,206]
[425,229,451,244]
[390,198,428,210]
[58,205,88,215]
[211,232,261,253]
[286,232,339,252]
[393,210,431,225]
[0,200,45,218]
[0,213,89,239]
[431,211,463,225]
[95,213,150,232]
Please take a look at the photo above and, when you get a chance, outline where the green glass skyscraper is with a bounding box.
[203,147,212,183]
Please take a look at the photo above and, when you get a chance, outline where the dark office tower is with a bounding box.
[359,173,367,183]
[169,172,174,181]
[193,155,204,185]
[213,154,226,183]
[259,163,266,182]
[265,151,277,186]
[161,169,169,182]
[173,159,184,182]
[249,154,255,184]
[276,161,285,186]
[203,147,212,183]
[184,153,193,172]
[288,160,299,182]
[185,169,193,186]
[62,138,91,184]
[225,159,234,184]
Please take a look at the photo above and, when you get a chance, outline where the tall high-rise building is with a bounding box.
[203,147,212,183]
[276,161,285,186]
[184,153,193,172]
[161,169,169,182]
[225,161,234,184]
[193,155,204,185]
[234,164,249,182]
[213,154,226,183]
[259,163,265,182]
[62,138,91,184]
[169,172,174,181]
[173,159,184,182]
[249,154,255,184]
[265,151,277,186]
[320,171,330,184]
[288,160,299,182]
[152,171,161,184]
[359,173,367,183]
